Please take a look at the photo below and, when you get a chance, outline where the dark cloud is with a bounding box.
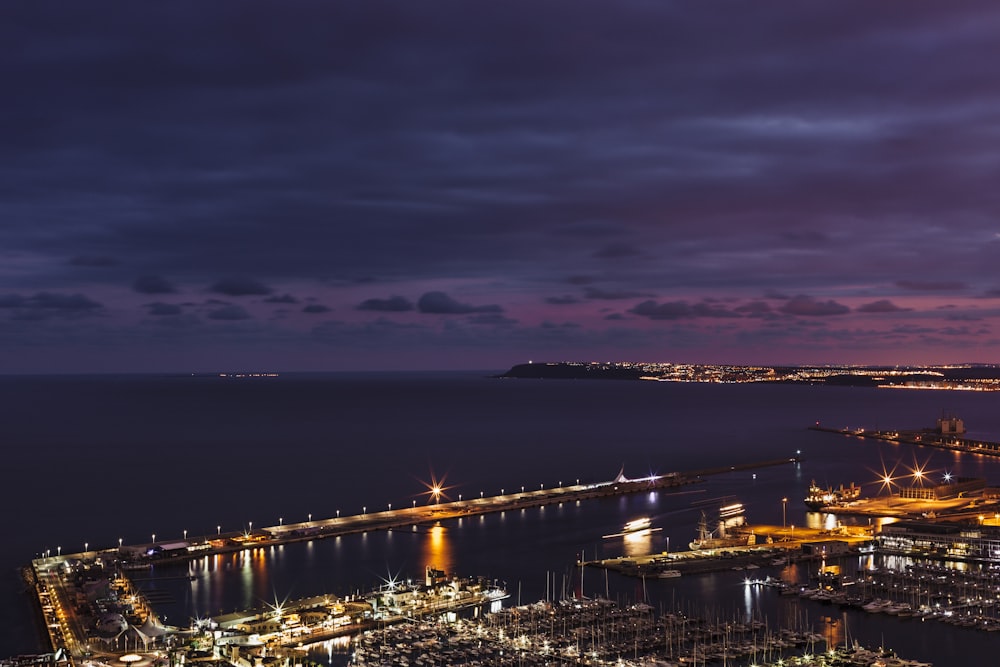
[209,278,272,297]
[357,296,415,312]
[545,295,580,305]
[0,292,103,317]
[584,287,651,300]
[467,313,517,326]
[629,299,741,320]
[206,305,252,321]
[133,275,177,294]
[264,294,299,304]
[303,304,331,314]
[734,301,774,317]
[146,302,183,316]
[778,295,850,316]
[592,243,640,259]
[896,280,967,292]
[857,299,909,313]
[69,255,119,268]
[417,291,502,315]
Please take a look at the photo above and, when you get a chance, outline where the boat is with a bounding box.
[603,517,662,539]
[656,569,682,579]
[804,480,861,510]
[688,503,755,550]
[623,517,652,534]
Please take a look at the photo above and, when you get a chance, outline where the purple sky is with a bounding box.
[4,2,1000,373]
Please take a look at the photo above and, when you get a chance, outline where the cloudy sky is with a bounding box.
[4,2,1000,373]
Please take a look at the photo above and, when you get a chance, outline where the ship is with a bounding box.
[603,517,662,539]
[688,502,755,550]
[804,480,861,511]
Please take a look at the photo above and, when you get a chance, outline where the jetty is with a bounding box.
[809,417,1000,459]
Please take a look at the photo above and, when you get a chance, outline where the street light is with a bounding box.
[337,510,340,518]
[57,546,61,556]
[782,498,788,529]
[84,542,88,553]
[308,513,312,522]
[217,525,221,536]
[183,529,188,540]
[152,534,156,544]
[279,517,283,526]
[118,537,123,549]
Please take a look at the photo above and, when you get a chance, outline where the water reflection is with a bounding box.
[423,523,453,575]
[622,531,654,558]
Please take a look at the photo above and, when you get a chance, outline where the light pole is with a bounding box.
[337,510,340,518]
[84,542,88,553]
[217,525,221,536]
[184,529,188,540]
[279,517,283,526]
[57,546,61,556]
[782,497,788,530]
[118,537,123,549]
[308,513,312,523]
[151,534,156,544]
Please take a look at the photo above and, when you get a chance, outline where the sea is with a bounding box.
[3,371,1000,664]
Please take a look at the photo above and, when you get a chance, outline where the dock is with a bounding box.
[585,523,872,578]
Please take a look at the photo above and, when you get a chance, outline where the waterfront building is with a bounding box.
[878,520,1000,561]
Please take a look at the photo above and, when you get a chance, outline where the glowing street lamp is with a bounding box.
[279,517,283,526]
[84,542,88,553]
[308,513,312,523]
[782,498,788,529]
[151,534,156,544]
[118,537,123,549]
[217,525,221,536]
[57,546,61,556]
[183,529,188,540]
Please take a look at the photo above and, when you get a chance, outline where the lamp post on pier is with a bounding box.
[782,497,788,530]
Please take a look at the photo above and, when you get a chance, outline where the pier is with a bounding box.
[810,423,1000,459]
[34,456,801,569]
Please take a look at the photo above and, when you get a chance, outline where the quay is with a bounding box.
[585,523,872,578]
[36,456,801,568]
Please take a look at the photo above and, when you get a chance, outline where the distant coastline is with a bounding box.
[499,361,1000,390]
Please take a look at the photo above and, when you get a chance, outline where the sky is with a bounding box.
[4,2,1000,373]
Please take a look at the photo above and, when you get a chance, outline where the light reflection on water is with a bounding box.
[422,524,453,575]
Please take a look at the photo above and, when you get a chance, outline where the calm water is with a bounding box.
[3,372,1000,663]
